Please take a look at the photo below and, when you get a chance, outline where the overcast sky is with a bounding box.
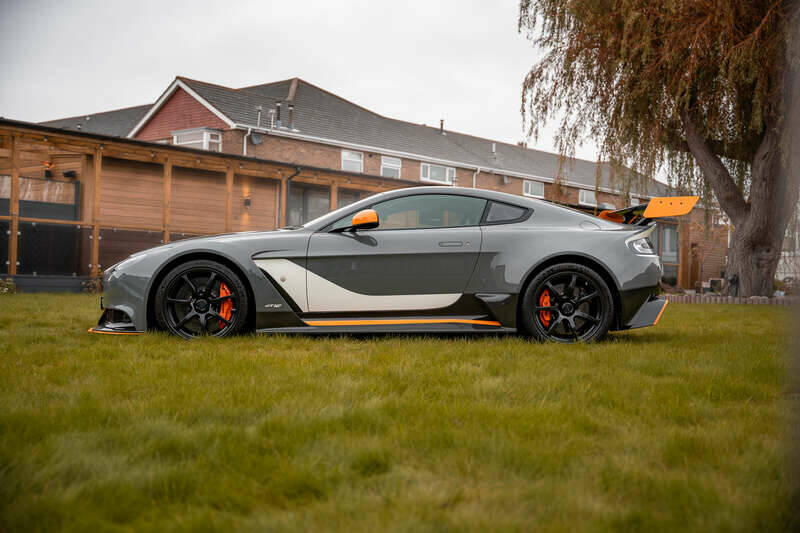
[0,0,599,161]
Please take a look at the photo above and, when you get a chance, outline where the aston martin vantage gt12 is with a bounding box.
[90,186,697,342]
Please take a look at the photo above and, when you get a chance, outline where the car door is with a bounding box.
[305,193,486,313]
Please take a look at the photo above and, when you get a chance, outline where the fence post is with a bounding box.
[8,133,19,276]
[90,146,102,278]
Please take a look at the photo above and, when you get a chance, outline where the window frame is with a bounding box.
[522,180,545,199]
[380,156,402,179]
[172,128,223,152]
[420,163,456,185]
[578,189,598,207]
[341,150,364,173]
[325,192,499,232]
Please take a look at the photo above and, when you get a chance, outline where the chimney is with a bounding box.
[288,103,295,130]
[440,119,444,134]
[276,102,282,128]
[256,105,263,128]
[492,142,497,156]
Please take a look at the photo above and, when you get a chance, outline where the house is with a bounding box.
[0,76,727,290]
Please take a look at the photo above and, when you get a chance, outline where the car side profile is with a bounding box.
[90,186,696,342]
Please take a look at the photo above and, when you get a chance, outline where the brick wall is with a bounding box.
[135,88,229,141]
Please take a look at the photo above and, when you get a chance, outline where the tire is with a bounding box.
[154,259,249,339]
[520,262,614,343]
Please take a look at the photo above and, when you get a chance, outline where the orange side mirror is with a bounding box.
[350,209,379,230]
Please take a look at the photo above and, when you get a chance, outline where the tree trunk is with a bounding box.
[725,224,784,297]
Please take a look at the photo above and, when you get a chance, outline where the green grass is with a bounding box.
[0,293,796,532]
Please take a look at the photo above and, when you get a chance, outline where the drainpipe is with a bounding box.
[472,167,481,188]
[243,127,252,156]
[279,166,302,227]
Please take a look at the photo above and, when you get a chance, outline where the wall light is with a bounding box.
[243,197,251,209]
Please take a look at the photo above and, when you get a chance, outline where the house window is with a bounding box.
[661,224,679,263]
[578,189,597,207]
[600,202,616,210]
[380,156,402,178]
[630,195,645,206]
[341,150,364,173]
[523,180,544,198]
[421,163,456,184]
[172,128,222,152]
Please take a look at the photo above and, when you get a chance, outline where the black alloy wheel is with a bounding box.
[521,263,614,343]
[154,259,249,339]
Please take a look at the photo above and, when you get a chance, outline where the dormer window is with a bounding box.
[172,128,223,152]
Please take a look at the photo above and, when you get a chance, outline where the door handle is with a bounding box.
[439,241,464,247]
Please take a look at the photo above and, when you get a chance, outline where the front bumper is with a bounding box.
[88,307,145,335]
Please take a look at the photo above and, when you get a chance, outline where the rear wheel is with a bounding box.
[154,259,249,339]
[520,263,614,343]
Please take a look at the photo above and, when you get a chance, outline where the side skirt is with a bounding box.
[257,316,516,335]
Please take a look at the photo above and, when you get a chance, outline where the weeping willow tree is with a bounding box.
[519,0,800,296]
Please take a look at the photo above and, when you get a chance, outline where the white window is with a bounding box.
[523,180,544,198]
[421,163,456,184]
[630,195,645,207]
[341,150,364,173]
[578,189,597,207]
[600,202,616,210]
[172,128,222,152]
[380,156,402,178]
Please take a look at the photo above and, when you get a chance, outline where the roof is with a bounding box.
[39,104,152,137]
[41,76,669,196]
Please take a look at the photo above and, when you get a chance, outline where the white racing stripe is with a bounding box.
[254,258,461,313]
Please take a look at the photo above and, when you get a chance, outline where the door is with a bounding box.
[306,193,487,313]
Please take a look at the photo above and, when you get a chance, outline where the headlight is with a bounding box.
[629,237,656,255]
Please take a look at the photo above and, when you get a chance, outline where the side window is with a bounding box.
[370,194,487,230]
[484,201,527,224]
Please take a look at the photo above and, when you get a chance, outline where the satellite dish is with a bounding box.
[251,132,263,145]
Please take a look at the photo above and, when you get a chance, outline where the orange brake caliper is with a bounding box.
[218,282,233,327]
[538,290,551,327]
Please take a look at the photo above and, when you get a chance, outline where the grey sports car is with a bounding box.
[91,186,696,342]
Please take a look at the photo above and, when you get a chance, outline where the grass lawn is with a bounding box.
[0,293,796,532]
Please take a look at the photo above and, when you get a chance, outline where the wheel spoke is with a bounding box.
[546,316,561,334]
[175,311,197,329]
[576,291,598,305]
[544,281,562,301]
[204,272,218,294]
[575,311,599,325]
[198,313,208,331]
[535,306,558,312]
[564,317,578,339]
[167,298,192,304]
[567,274,577,297]
[182,274,197,293]
[209,311,231,326]
[210,294,234,304]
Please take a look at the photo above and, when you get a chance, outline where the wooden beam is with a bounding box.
[225,165,234,233]
[279,177,288,227]
[162,158,172,243]
[91,147,102,277]
[330,181,338,210]
[8,134,19,275]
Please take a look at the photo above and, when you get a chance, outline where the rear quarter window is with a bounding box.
[483,202,529,224]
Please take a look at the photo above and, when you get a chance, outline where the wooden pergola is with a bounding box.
[0,119,418,278]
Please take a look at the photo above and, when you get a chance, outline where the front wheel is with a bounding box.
[520,263,614,343]
[154,259,249,339]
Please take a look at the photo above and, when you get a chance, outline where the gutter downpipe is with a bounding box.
[472,167,481,188]
[243,127,252,156]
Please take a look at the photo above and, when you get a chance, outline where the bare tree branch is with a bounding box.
[680,109,749,225]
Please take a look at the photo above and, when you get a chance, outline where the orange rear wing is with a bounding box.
[598,196,699,225]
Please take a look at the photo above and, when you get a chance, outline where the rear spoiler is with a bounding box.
[598,196,699,225]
